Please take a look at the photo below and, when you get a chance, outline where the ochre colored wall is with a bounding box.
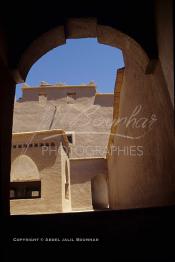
[107,54,175,209]
[94,14,175,210]
[94,94,114,107]
[21,85,96,103]
[10,132,71,214]
[13,87,114,159]
[11,84,113,213]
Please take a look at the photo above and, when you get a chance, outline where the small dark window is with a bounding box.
[65,161,69,199]
[10,181,41,199]
[45,143,49,147]
[13,145,17,149]
[29,144,33,148]
[51,142,55,147]
[23,144,27,148]
[34,143,38,147]
[18,144,22,148]
[38,93,47,97]
[10,189,15,199]
[65,183,69,199]
[16,187,26,198]
[40,143,44,147]
[25,188,40,198]
[38,94,47,104]
[67,134,73,144]
[67,92,76,104]
[31,191,40,197]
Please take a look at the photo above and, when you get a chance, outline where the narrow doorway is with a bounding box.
[91,174,109,210]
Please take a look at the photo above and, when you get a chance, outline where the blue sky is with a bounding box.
[16,38,124,99]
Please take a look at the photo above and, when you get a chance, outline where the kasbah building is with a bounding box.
[10,61,175,215]
[10,69,124,215]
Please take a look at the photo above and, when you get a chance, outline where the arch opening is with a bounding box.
[10,155,41,199]
[15,18,149,82]
[11,18,156,214]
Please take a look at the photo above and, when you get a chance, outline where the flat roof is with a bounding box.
[12,129,70,148]
[13,129,64,136]
[22,84,96,90]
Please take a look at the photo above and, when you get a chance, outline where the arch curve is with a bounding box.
[16,18,150,82]
[11,155,40,182]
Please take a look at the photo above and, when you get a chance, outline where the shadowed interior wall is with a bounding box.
[0,65,15,215]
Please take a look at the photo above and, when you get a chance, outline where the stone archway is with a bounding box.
[14,18,175,210]
[16,18,150,82]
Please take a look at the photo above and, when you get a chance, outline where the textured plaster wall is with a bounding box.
[93,22,175,210]
[94,94,114,107]
[107,45,175,209]
[22,85,96,103]
[10,133,70,214]
[13,87,114,158]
